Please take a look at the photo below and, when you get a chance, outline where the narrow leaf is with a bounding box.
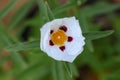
[37,0,49,21]
[6,1,55,52]
[16,63,49,80]
[0,23,27,69]
[78,13,94,52]
[6,40,40,52]
[0,0,18,18]
[52,61,66,80]
[53,3,75,15]
[82,2,120,17]
[8,0,34,31]
[64,62,73,78]
[83,30,114,40]
[6,30,113,52]
[64,62,79,78]
[45,2,55,20]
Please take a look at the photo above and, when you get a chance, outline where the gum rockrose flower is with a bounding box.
[40,17,85,62]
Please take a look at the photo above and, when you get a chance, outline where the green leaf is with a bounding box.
[45,2,55,20]
[81,2,120,17]
[37,0,49,21]
[83,30,114,40]
[6,30,114,52]
[86,40,94,52]
[64,62,78,78]
[64,62,73,78]
[0,23,27,69]
[78,13,94,52]
[53,3,75,15]
[78,1,120,52]
[6,40,40,52]
[6,1,56,52]
[15,63,50,80]
[0,0,18,19]
[8,0,35,31]
[52,61,66,80]
[9,52,27,70]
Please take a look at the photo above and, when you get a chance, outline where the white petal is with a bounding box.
[62,17,82,37]
[61,17,85,55]
[44,44,78,62]
[62,53,79,62]
[40,16,85,62]
[65,36,85,55]
[45,46,63,61]
[40,22,51,50]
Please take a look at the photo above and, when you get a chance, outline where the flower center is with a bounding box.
[51,30,67,46]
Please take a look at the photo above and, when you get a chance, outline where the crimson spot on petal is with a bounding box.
[59,25,67,32]
[68,36,73,42]
[49,40,54,46]
[50,30,54,34]
[59,46,65,51]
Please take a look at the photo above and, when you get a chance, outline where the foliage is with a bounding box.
[0,0,120,80]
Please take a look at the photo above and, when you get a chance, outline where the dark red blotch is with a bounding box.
[59,46,65,51]
[49,40,54,46]
[68,36,73,42]
[59,25,67,32]
[50,30,54,34]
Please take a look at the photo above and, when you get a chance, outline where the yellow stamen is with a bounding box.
[51,30,67,46]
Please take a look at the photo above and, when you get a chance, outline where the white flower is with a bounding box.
[40,16,85,62]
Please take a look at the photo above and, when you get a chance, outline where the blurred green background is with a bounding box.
[0,0,120,80]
